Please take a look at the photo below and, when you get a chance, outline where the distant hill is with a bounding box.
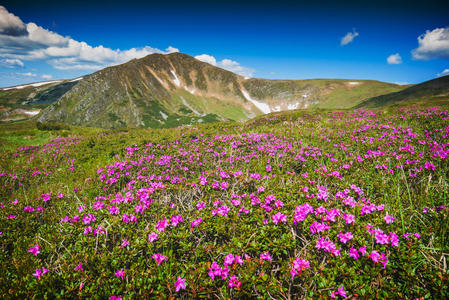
[356,75,449,108]
[1,52,406,127]
[0,79,81,121]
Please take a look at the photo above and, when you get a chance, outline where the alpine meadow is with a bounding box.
[0,1,448,299]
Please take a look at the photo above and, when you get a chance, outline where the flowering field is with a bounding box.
[0,106,448,299]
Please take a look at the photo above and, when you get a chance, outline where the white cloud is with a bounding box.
[387,53,402,64]
[0,58,24,68]
[394,81,409,85]
[0,6,179,71]
[41,74,52,79]
[18,72,36,77]
[194,54,255,77]
[437,69,449,77]
[0,6,27,36]
[412,27,449,60]
[194,54,217,66]
[341,29,359,46]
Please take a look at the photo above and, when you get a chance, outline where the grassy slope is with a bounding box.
[0,104,448,298]
[356,75,449,108]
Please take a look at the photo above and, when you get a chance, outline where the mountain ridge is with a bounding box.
[1,52,409,126]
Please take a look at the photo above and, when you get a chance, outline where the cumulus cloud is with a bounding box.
[0,6,27,36]
[437,69,449,77]
[412,27,449,60]
[0,6,179,71]
[341,29,359,46]
[387,53,402,64]
[194,54,255,77]
[41,74,52,79]
[0,58,24,68]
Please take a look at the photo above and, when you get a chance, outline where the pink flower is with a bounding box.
[153,253,167,265]
[260,251,272,262]
[228,274,241,289]
[148,232,158,243]
[171,215,183,227]
[223,254,235,266]
[272,212,287,224]
[156,218,169,232]
[196,201,205,211]
[291,258,310,279]
[174,276,186,292]
[191,218,202,227]
[348,247,360,260]
[359,245,367,256]
[75,263,83,271]
[56,193,64,199]
[109,296,122,300]
[41,193,51,202]
[28,244,40,256]
[33,268,42,280]
[115,269,124,280]
[384,214,395,224]
[257,186,265,193]
[337,285,347,298]
[369,250,380,263]
[120,239,129,248]
[337,231,354,244]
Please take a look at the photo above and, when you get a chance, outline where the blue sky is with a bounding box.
[0,0,448,87]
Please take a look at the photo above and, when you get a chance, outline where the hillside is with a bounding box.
[1,106,448,298]
[34,53,405,128]
[356,75,449,108]
[2,53,406,128]
[0,79,81,121]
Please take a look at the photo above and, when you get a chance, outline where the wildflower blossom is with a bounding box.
[174,276,186,292]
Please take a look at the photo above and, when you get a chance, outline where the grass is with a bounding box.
[0,104,448,298]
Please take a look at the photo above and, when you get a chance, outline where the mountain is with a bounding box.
[356,75,449,108]
[1,53,406,127]
[0,79,81,121]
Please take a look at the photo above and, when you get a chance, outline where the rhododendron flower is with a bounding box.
[196,201,205,211]
[348,247,360,260]
[28,244,40,256]
[272,212,287,224]
[156,218,169,232]
[115,269,124,279]
[260,252,272,262]
[33,268,42,280]
[359,245,367,256]
[384,214,395,224]
[191,218,202,227]
[41,193,51,202]
[369,250,380,263]
[75,263,83,271]
[148,232,158,243]
[337,231,354,244]
[291,258,310,279]
[228,275,241,288]
[120,239,129,248]
[223,254,235,266]
[171,215,183,227]
[174,276,186,292]
[153,253,167,265]
[342,213,355,224]
[373,229,389,244]
[257,186,265,193]
[109,296,122,300]
[389,232,399,247]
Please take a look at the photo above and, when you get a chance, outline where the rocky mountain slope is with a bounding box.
[2,52,406,127]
